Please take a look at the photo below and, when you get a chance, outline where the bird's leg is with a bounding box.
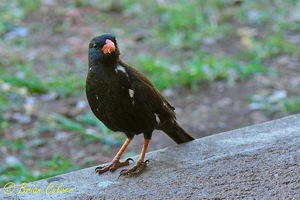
[95,138,132,174]
[119,139,150,177]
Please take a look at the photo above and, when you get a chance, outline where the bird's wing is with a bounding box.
[122,62,176,119]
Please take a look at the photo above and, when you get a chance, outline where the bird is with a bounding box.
[86,33,194,177]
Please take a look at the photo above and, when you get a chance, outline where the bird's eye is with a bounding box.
[93,43,97,49]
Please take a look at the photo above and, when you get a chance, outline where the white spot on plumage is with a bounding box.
[89,67,92,71]
[96,95,99,100]
[128,89,135,98]
[154,113,160,124]
[115,65,128,76]
[128,89,135,105]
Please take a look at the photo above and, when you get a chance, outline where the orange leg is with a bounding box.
[119,139,150,177]
[138,138,150,162]
[95,138,133,174]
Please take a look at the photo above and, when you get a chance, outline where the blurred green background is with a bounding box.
[1,0,300,186]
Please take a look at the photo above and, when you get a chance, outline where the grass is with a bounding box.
[249,91,300,115]
[138,52,267,89]
[50,113,121,145]
[1,63,85,96]
[0,154,78,186]
[0,0,85,186]
[1,0,300,187]
[153,0,231,49]
[0,0,40,35]
[126,0,298,90]
[283,98,300,114]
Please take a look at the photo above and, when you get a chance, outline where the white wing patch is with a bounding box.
[115,65,129,77]
[128,89,135,98]
[154,113,160,124]
[128,89,135,105]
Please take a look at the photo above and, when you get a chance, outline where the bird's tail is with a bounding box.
[163,122,194,144]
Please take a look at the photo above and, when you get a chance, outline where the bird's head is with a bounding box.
[88,33,120,66]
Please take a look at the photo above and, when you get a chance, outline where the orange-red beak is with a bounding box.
[102,39,115,54]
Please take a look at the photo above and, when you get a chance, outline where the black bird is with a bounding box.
[86,33,194,177]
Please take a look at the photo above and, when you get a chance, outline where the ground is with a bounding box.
[0,0,299,186]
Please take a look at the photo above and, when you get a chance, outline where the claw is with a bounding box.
[118,160,149,178]
[95,166,105,172]
[118,170,127,179]
[95,158,133,174]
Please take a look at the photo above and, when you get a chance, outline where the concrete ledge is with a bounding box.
[1,114,300,199]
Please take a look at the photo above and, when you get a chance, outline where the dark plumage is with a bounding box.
[86,33,194,177]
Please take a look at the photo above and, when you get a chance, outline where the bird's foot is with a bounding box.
[118,160,149,178]
[95,158,133,174]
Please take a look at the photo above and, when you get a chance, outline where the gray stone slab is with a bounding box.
[1,114,300,199]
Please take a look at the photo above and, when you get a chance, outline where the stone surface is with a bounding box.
[1,114,300,199]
